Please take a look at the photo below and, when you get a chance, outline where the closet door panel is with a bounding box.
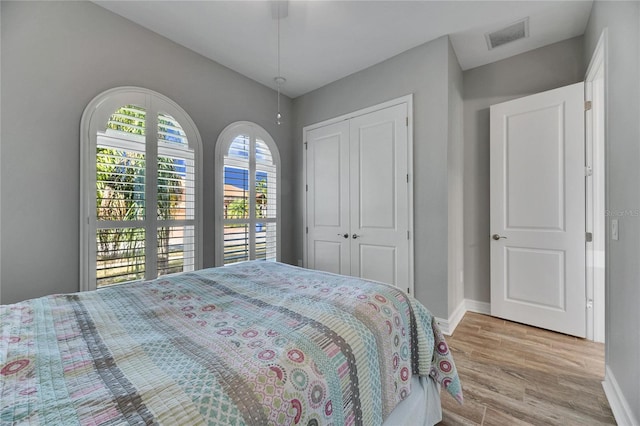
[306,121,351,275]
[358,121,396,228]
[350,104,409,288]
[313,241,345,275]
[359,244,396,286]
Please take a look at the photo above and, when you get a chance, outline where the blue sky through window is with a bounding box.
[224,167,267,189]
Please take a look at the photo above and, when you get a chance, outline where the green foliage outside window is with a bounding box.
[225,178,268,223]
[97,105,184,284]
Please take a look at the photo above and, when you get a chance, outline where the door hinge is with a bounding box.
[586,232,593,242]
[306,227,308,234]
[306,184,308,192]
[585,166,593,177]
[406,174,409,183]
[406,117,409,127]
[407,231,410,240]
[407,287,410,294]
[304,142,308,150]
[585,101,592,111]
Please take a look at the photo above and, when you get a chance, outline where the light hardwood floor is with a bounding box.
[439,312,616,425]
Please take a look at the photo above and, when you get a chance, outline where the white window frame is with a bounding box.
[80,87,203,291]
[215,121,281,266]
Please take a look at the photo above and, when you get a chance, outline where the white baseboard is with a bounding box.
[434,316,448,334]
[435,300,466,336]
[436,299,491,335]
[465,299,491,315]
[602,365,639,426]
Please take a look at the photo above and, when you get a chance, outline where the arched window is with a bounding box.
[215,122,280,265]
[81,87,202,290]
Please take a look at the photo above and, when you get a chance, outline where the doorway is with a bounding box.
[585,29,607,343]
[488,31,607,342]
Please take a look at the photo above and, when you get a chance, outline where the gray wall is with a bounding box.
[462,37,584,303]
[0,1,294,304]
[292,36,459,319]
[584,1,640,421]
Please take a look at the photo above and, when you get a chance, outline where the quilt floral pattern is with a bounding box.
[1,261,461,425]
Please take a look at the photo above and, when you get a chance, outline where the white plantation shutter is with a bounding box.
[156,112,196,277]
[157,113,188,146]
[95,105,147,286]
[95,149,145,220]
[255,138,277,261]
[216,122,280,266]
[81,87,202,291]
[223,135,251,263]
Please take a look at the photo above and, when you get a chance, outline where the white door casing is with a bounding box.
[304,96,413,293]
[490,82,586,337]
[584,29,607,343]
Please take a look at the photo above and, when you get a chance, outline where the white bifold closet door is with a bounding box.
[305,102,411,291]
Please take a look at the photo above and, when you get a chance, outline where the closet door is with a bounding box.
[350,103,409,287]
[306,121,351,275]
[305,100,412,291]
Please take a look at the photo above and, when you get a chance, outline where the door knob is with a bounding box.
[337,233,349,239]
[352,234,361,239]
[492,234,507,240]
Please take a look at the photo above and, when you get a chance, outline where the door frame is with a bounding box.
[585,29,608,343]
[302,94,415,294]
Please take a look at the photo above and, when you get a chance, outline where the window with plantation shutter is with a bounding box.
[81,88,202,291]
[156,112,196,277]
[215,122,280,265]
[95,105,147,285]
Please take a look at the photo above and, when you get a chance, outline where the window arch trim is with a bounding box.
[214,121,281,266]
[80,86,203,291]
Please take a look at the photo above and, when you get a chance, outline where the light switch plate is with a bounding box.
[611,219,619,241]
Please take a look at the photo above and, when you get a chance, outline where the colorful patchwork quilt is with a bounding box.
[1,261,462,425]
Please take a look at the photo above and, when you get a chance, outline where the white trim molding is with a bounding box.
[584,27,608,343]
[602,365,639,426]
[436,299,492,335]
[465,299,491,315]
[434,317,451,336]
[436,300,466,336]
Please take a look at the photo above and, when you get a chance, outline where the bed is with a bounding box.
[1,261,462,425]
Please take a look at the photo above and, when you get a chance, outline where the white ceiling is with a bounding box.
[94,1,593,98]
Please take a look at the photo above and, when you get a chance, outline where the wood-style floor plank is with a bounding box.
[439,313,616,425]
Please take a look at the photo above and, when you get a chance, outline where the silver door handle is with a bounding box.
[492,234,507,240]
[337,233,349,239]
[352,234,361,239]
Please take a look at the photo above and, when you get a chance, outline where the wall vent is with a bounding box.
[485,18,529,50]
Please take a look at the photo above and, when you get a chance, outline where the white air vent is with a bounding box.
[485,18,529,50]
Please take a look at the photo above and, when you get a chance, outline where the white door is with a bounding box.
[350,104,409,288]
[305,101,411,291]
[490,82,586,337]
[306,121,351,275]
